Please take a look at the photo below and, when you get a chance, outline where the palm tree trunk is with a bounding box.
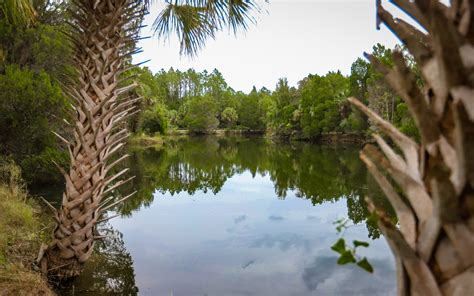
[37,0,143,279]
[350,1,474,295]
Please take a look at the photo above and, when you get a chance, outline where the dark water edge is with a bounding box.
[41,136,395,296]
[165,129,367,144]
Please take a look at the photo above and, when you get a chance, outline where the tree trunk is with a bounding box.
[37,0,143,279]
[350,1,474,295]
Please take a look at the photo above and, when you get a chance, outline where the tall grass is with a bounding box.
[0,158,55,295]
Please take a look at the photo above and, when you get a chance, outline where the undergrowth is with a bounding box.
[0,158,55,295]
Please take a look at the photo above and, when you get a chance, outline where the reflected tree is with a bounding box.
[117,137,384,236]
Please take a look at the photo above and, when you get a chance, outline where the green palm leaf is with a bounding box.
[0,0,36,26]
[153,0,261,56]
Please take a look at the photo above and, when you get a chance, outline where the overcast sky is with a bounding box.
[134,0,405,92]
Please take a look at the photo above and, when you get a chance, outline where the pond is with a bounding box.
[49,136,396,295]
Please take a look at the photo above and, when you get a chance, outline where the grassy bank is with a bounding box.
[128,134,165,147]
[0,161,55,295]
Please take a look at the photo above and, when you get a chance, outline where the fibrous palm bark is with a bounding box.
[36,0,144,278]
[350,0,474,295]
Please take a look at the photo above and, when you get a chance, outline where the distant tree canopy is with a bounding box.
[129,43,416,139]
[0,12,416,187]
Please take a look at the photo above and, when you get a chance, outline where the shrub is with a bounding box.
[140,104,169,135]
[183,96,219,132]
[221,107,238,128]
[0,65,69,185]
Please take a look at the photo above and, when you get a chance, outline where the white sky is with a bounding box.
[134,0,405,92]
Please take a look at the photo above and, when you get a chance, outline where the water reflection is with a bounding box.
[59,222,139,295]
[120,136,388,238]
[62,136,396,295]
[111,170,395,295]
[302,256,396,294]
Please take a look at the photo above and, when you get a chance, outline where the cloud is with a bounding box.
[250,233,312,252]
[302,255,396,295]
[234,215,247,224]
[268,215,284,221]
[306,215,321,222]
[242,259,257,269]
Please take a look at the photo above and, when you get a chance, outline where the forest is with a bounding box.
[1,0,473,295]
[0,11,417,186]
[128,44,418,140]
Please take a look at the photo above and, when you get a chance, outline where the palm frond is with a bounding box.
[215,0,258,33]
[153,0,261,57]
[0,0,36,26]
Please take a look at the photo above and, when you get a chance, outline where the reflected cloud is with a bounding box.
[302,255,396,295]
[250,233,312,252]
[268,215,284,221]
[234,214,247,224]
[242,259,258,269]
[306,215,321,222]
[110,137,394,295]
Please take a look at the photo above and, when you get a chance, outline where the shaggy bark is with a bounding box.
[350,1,474,295]
[36,0,144,279]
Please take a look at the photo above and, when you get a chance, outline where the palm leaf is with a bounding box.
[153,0,260,56]
[0,0,36,26]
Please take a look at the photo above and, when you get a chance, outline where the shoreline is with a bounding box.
[131,130,368,147]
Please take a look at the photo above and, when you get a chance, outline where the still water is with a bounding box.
[58,136,396,296]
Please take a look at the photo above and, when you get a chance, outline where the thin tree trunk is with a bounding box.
[350,1,474,295]
[37,0,143,279]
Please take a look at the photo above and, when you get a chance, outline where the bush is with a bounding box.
[167,109,179,127]
[0,157,25,198]
[221,107,238,128]
[0,65,69,185]
[395,102,419,140]
[341,110,368,133]
[20,147,69,184]
[238,91,264,130]
[183,96,219,132]
[140,104,169,135]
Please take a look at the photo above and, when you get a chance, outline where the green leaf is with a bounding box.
[331,238,346,255]
[353,240,369,248]
[337,251,356,265]
[357,257,374,273]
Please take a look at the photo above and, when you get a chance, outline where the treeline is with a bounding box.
[0,1,416,187]
[130,44,418,139]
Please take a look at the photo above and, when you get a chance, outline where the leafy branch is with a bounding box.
[331,218,373,273]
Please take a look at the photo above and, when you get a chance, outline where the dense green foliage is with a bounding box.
[0,2,71,185]
[131,44,417,140]
[221,107,238,127]
[299,71,348,137]
[183,95,219,132]
[0,65,69,183]
[140,104,169,135]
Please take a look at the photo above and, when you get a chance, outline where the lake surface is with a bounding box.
[55,136,396,296]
